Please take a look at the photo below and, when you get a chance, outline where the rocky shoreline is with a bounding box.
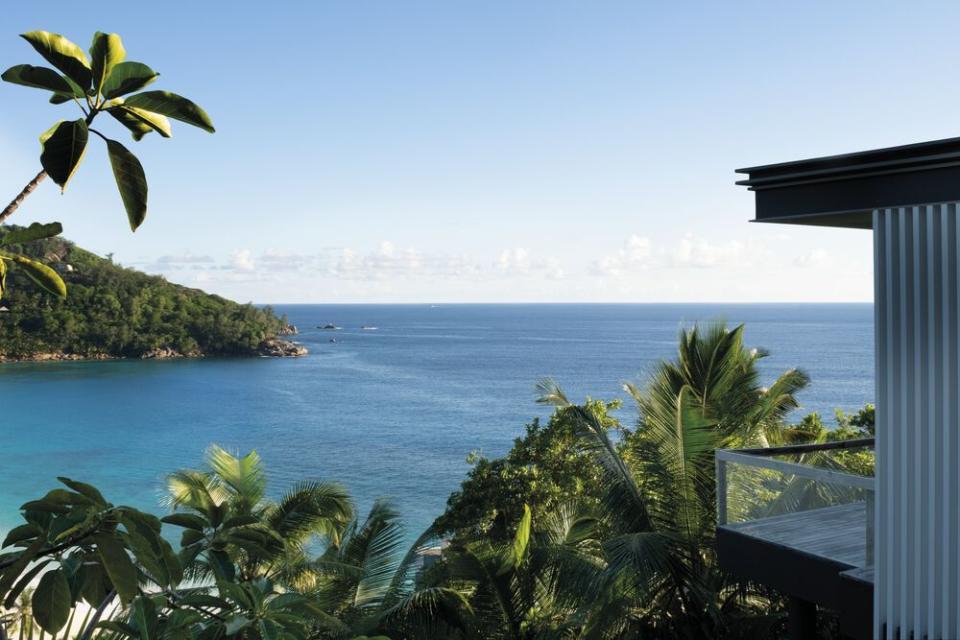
[0,335,308,363]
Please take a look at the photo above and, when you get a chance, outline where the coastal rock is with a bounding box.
[140,347,198,360]
[257,338,308,358]
[277,324,299,335]
[0,352,114,362]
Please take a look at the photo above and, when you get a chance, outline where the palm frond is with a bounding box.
[265,480,354,547]
[165,470,218,511]
[205,445,266,512]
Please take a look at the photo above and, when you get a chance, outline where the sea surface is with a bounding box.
[0,303,873,540]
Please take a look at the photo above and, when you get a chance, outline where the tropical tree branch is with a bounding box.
[0,170,47,225]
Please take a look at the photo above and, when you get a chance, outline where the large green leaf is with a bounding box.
[57,477,108,507]
[10,255,66,298]
[513,503,531,564]
[79,563,108,606]
[498,503,531,575]
[130,595,158,640]
[160,513,207,531]
[101,61,158,99]
[93,532,139,604]
[4,559,51,609]
[118,105,171,138]
[0,538,45,601]
[1,64,80,97]
[39,119,88,190]
[107,107,154,141]
[123,91,215,133]
[0,222,63,246]
[89,32,125,95]
[32,569,71,633]
[20,31,91,90]
[106,140,148,231]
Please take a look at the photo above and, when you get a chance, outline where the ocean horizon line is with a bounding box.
[255,300,875,307]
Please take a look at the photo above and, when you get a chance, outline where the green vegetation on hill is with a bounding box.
[0,227,289,359]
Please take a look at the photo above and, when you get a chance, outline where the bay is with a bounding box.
[0,303,873,539]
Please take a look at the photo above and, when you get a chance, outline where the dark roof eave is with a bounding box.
[736,136,960,228]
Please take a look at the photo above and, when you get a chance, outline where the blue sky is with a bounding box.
[0,1,957,303]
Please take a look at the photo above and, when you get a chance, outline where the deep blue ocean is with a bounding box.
[0,304,873,540]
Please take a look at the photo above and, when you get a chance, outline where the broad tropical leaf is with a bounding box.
[101,61,158,99]
[119,105,172,138]
[93,532,139,603]
[5,559,52,610]
[89,31,126,94]
[161,513,208,531]
[124,90,215,133]
[1,64,80,97]
[9,255,66,298]
[499,503,531,574]
[106,139,148,231]
[39,119,88,190]
[0,222,63,246]
[20,31,91,89]
[108,107,155,141]
[32,569,71,633]
[57,476,108,507]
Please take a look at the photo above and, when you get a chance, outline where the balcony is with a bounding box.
[715,438,875,639]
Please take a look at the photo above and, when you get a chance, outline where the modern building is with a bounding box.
[717,137,960,640]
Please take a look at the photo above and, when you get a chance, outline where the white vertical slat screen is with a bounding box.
[873,204,960,639]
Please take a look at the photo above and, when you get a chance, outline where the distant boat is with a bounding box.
[319,324,341,330]
[360,325,378,331]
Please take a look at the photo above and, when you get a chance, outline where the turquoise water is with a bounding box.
[1,303,873,539]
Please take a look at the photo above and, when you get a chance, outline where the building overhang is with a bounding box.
[736,137,960,228]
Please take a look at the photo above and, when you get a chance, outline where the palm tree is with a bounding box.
[305,499,409,637]
[373,502,608,640]
[164,445,354,587]
[537,322,808,638]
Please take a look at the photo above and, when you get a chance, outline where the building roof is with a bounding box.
[736,136,960,228]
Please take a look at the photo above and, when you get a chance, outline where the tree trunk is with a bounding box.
[0,170,47,225]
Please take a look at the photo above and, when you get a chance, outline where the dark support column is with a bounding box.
[787,597,817,640]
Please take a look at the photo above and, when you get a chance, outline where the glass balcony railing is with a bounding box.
[716,438,875,568]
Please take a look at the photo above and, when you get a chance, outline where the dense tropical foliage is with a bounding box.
[0,323,874,639]
[0,29,214,302]
[0,230,289,359]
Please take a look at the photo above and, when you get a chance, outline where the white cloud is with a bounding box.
[136,253,215,271]
[593,233,765,277]
[793,248,832,269]
[592,234,653,276]
[230,249,256,272]
[497,247,531,274]
[332,241,425,280]
[258,249,314,272]
[135,231,873,303]
[670,234,750,268]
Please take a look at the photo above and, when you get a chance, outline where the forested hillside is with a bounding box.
[0,228,293,360]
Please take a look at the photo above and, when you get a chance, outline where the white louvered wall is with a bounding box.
[874,204,960,639]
